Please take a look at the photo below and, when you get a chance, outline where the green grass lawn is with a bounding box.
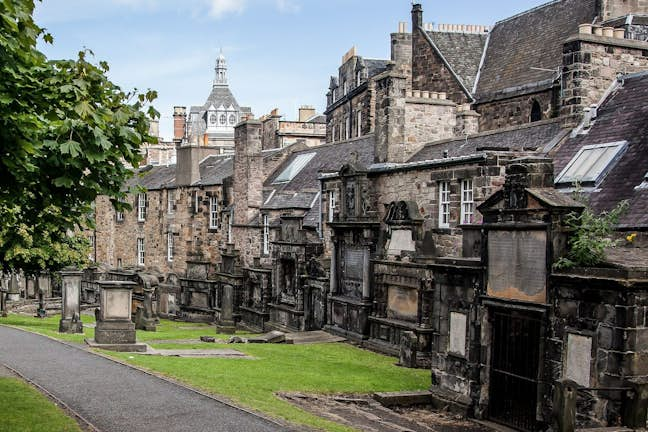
[3,313,430,432]
[0,378,82,432]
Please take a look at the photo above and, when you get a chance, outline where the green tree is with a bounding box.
[0,0,158,273]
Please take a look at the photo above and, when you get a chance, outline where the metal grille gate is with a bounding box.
[489,309,542,431]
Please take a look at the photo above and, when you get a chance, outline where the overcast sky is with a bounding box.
[34,0,548,140]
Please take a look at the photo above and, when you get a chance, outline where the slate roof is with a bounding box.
[261,136,375,227]
[552,72,648,229]
[426,31,488,92]
[188,85,241,137]
[364,59,390,78]
[409,118,567,162]
[475,0,598,102]
[127,155,233,190]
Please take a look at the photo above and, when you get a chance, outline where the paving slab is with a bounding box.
[0,325,283,432]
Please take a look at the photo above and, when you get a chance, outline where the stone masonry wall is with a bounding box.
[561,35,648,118]
[94,185,226,275]
[404,98,456,155]
[371,157,506,257]
[327,88,373,142]
[412,28,471,105]
[476,89,556,132]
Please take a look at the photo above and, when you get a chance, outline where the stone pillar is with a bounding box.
[35,277,46,318]
[0,285,7,318]
[329,239,338,295]
[7,272,20,302]
[94,281,138,345]
[623,378,648,429]
[38,273,52,298]
[552,379,578,432]
[362,249,371,300]
[217,284,236,334]
[59,269,84,334]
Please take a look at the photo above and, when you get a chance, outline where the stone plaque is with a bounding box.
[449,312,467,356]
[344,249,364,280]
[63,281,77,320]
[487,230,547,303]
[564,333,592,387]
[190,292,209,309]
[387,286,418,320]
[104,290,131,320]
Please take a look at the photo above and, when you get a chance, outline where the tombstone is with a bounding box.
[399,331,418,368]
[89,281,146,352]
[0,284,7,318]
[216,284,236,334]
[58,269,84,333]
[134,285,157,331]
[37,273,52,298]
[35,278,46,318]
[7,272,20,302]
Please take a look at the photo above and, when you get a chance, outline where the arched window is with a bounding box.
[530,100,542,123]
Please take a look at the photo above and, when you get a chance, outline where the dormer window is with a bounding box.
[556,141,628,188]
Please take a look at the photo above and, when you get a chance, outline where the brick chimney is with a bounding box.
[391,22,412,85]
[173,106,186,142]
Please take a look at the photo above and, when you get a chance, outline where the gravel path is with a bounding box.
[0,325,283,432]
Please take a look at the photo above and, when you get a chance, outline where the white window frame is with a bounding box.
[356,70,362,87]
[167,232,174,262]
[460,179,474,225]
[262,214,270,255]
[343,81,348,95]
[228,209,233,242]
[167,190,175,215]
[209,196,219,229]
[356,110,362,137]
[555,141,628,187]
[438,181,450,228]
[88,235,95,262]
[137,193,146,222]
[328,190,337,223]
[116,208,124,222]
[137,238,145,266]
[194,191,200,214]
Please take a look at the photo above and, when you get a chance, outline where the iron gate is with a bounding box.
[489,309,542,431]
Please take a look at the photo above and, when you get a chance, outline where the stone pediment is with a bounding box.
[384,201,423,226]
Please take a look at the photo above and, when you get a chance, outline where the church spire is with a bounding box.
[214,49,228,87]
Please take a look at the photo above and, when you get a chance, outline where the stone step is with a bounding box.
[285,330,346,345]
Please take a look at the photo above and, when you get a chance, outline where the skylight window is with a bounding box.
[272,153,316,183]
[636,171,648,190]
[555,141,627,187]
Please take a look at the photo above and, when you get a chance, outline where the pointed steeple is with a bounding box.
[214,49,228,87]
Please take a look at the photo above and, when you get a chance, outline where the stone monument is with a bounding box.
[7,272,20,302]
[0,284,6,318]
[134,285,157,331]
[89,281,146,352]
[216,284,236,334]
[58,268,84,333]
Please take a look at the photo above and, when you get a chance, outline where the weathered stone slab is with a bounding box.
[142,348,251,359]
[284,331,346,345]
[247,330,285,344]
[373,390,433,407]
[85,338,148,353]
[564,333,592,387]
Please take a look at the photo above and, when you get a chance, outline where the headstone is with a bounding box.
[88,281,146,352]
[35,278,46,318]
[59,269,84,333]
[449,312,468,357]
[564,333,592,387]
[216,284,236,334]
[0,285,7,318]
[37,274,52,298]
[7,272,20,302]
[399,331,418,368]
[247,330,286,344]
[552,380,577,432]
[134,286,156,331]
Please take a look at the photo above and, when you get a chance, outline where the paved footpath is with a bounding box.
[0,325,284,432]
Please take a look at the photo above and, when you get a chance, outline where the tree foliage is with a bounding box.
[554,200,629,269]
[0,0,158,273]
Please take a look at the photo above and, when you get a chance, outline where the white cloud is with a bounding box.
[207,0,248,19]
[275,0,300,14]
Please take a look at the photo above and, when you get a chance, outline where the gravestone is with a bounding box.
[35,278,46,318]
[216,284,236,334]
[58,269,84,333]
[399,331,418,368]
[134,285,157,331]
[7,272,20,302]
[0,285,6,317]
[89,281,146,352]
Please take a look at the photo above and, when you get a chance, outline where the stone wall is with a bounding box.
[94,185,226,275]
[475,89,556,132]
[327,87,374,142]
[404,97,456,153]
[561,34,648,118]
[411,28,471,105]
[601,0,648,20]
[233,121,263,225]
[370,156,507,257]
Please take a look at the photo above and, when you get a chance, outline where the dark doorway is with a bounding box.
[489,309,542,431]
[530,100,542,122]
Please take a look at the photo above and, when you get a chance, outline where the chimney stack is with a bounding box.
[298,106,316,122]
[173,106,186,142]
[412,3,423,29]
